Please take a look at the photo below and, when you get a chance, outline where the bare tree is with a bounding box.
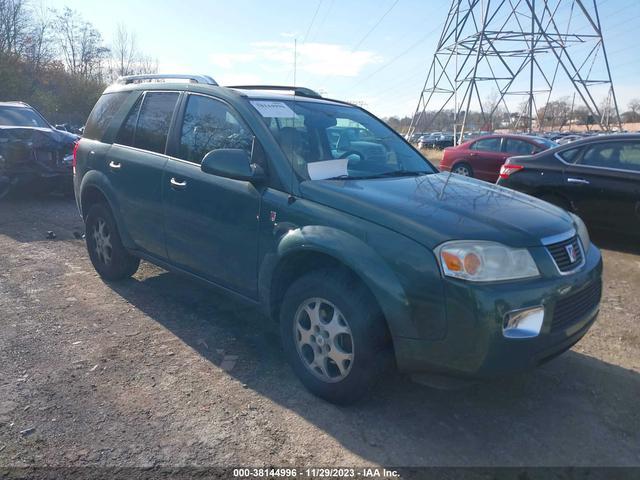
[107,23,157,81]
[0,0,28,55]
[539,97,572,131]
[111,23,137,77]
[625,99,640,123]
[55,7,109,79]
[22,2,54,70]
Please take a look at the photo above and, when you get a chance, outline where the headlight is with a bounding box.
[569,212,590,253]
[436,240,539,282]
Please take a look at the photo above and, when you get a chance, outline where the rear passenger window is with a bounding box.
[619,142,640,172]
[579,142,623,168]
[178,95,253,164]
[115,95,143,147]
[131,92,179,154]
[84,92,129,140]
[504,139,534,155]
[471,138,501,152]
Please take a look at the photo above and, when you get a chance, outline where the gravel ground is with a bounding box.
[0,196,639,469]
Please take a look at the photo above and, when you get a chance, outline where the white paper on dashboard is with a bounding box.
[307,159,349,180]
[250,101,296,118]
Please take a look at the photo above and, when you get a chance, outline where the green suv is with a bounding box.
[74,74,602,404]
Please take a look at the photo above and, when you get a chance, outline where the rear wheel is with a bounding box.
[85,203,140,280]
[280,269,389,405]
[452,162,473,177]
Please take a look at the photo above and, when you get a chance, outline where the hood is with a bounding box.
[0,126,77,172]
[300,172,574,249]
[0,125,78,145]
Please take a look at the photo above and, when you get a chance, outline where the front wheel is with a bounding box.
[85,203,140,280]
[280,270,389,404]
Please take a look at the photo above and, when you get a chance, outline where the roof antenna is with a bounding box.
[293,39,297,89]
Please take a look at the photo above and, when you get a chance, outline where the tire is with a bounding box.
[452,162,473,177]
[85,203,140,280]
[280,269,390,405]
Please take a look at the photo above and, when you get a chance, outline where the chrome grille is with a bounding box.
[546,236,583,273]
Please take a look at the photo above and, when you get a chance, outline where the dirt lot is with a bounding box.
[0,196,639,469]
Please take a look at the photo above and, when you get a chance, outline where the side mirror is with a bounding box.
[201,149,265,183]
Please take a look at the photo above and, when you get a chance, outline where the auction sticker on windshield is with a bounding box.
[250,101,296,118]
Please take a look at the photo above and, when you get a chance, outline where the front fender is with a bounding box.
[263,225,416,340]
[79,170,135,249]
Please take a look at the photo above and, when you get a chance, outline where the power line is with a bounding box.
[339,20,446,94]
[310,0,335,42]
[302,1,323,44]
[351,0,400,51]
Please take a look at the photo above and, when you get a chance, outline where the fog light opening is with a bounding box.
[503,306,545,338]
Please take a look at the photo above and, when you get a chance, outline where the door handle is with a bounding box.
[567,177,589,185]
[170,177,187,189]
[108,161,121,171]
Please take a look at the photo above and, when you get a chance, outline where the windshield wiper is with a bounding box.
[324,170,431,181]
[359,170,431,179]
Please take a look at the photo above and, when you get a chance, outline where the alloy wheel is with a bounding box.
[293,297,354,383]
[453,165,471,176]
[92,218,113,265]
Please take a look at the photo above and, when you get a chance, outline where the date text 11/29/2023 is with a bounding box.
[232,467,400,478]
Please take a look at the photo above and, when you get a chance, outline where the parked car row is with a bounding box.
[436,131,640,237]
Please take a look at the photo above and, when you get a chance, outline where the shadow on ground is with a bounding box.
[108,269,640,466]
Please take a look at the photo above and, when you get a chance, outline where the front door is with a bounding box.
[162,93,262,297]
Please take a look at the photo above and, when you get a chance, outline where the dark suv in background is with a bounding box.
[74,74,602,404]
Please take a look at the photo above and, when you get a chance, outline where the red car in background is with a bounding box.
[439,134,558,182]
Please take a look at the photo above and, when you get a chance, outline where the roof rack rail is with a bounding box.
[116,74,218,85]
[227,85,322,98]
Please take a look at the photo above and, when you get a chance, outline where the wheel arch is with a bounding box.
[79,171,134,248]
[263,226,414,341]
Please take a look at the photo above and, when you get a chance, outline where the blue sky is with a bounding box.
[47,0,640,118]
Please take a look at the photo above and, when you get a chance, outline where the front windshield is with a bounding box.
[256,99,436,180]
[0,106,49,128]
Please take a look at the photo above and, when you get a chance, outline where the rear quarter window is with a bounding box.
[84,92,130,141]
[557,147,581,163]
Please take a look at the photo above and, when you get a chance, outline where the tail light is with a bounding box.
[72,141,79,174]
[499,163,523,179]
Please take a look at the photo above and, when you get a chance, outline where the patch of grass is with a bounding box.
[419,148,444,168]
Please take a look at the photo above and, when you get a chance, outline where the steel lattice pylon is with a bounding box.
[408,0,622,141]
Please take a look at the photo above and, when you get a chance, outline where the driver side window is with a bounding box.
[178,95,254,164]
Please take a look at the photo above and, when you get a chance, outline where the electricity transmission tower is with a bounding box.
[408,0,622,141]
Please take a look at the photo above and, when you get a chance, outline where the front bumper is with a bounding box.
[394,243,603,378]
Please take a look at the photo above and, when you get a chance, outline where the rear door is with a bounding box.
[162,93,262,297]
[467,137,507,181]
[562,140,640,234]
[107,91,180,258]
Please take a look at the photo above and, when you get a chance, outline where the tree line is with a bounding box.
[0,0,157,126]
